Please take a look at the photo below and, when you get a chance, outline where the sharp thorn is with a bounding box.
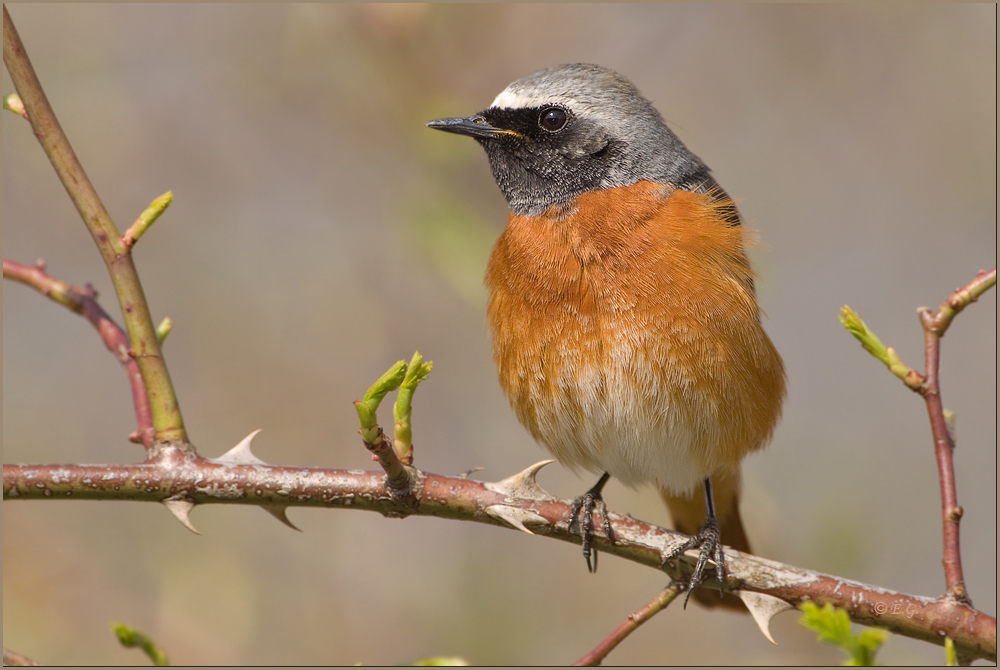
[162,497,201,535]
[261,504,301,532]
[215,429,268,465]
[739,591,795,644]
[484,460,557,501]
[484,503,547,535]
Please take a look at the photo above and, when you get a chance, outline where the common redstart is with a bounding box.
[428,63,785,609]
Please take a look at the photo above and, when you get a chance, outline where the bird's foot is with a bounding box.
[568,475,615,573]
[662,516,727,608]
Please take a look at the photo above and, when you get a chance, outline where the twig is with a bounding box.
[921,268,996,337]
[841,268,996,606]
[112,622,169,666]
[122,192,173,251]
[916,268,995,604]
[354,359,417,502]
[2,648,42,666]
[3,459,995,661]
[3,257,155,450]
[364,426,417,504]
[393,351,433,465]
[3,6,185,442]
[574,584,683,666]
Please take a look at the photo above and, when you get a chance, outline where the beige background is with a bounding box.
[3,4,996,665]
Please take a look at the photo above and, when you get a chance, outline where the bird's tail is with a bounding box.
[659,468,750,612]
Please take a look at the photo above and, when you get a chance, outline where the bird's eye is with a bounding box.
[539,107,568,132]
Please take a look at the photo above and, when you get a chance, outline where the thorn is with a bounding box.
[261,504,301,531]
[484,460,557,502]
[162,497,201,535]
[457,466,483,480]
[214,429,268,465]
[738,591,794,644]
[484,504,548,535]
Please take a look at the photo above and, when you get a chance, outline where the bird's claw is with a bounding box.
[568,489,615,573]
[662,516,727,608]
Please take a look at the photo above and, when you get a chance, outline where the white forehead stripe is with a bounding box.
[491,87,567,110]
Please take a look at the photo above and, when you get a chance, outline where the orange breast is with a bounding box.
[485,181,785,494]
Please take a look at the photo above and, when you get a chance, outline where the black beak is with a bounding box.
[426,114,513,140]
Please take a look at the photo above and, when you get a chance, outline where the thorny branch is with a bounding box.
[3,455,996,662]
[4,5,995,665]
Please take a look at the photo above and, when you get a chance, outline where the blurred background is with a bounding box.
[3,4,996,665]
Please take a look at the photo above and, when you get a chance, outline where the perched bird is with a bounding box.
[428,63,785,609]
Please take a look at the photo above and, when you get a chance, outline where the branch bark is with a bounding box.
[4,457,995,662]
[916,268,996,604]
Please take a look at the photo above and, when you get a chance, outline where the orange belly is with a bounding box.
[485,181,785,494]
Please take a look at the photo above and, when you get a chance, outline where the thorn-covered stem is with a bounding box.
[3,458,995,661]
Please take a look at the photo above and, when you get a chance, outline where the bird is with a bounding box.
[427,63,785,609]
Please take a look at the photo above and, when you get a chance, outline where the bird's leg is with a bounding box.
[662,477,728,608]
[568,472,616,573]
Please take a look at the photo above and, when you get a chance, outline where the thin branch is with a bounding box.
[842,268,996,606]
[3,458,995,661]
[575,584,683,666]
[3,257,154,450]
[915,268,996,604]
[353,359,417,500]
[2,648,42,667]
[918,319,967,602]
[922,268,997,337]
[364,426,417,504]
[393,351,433,465]
[3,6,185,442]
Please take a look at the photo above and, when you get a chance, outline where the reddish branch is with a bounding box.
[3,458,996,661]
[2,648,41,667]
[3,258,155,451]
[575,584,683,666]
[914,268,996,604]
